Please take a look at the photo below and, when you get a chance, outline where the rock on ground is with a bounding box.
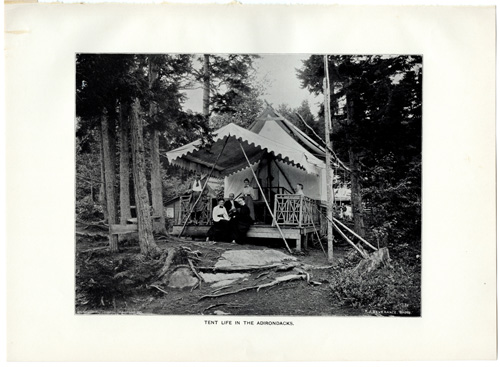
[167,267,198,289]
[215,249,297,269]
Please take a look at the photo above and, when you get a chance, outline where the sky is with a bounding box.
[181,54,323,116]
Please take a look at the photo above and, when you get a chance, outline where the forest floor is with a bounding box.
[75,222,365,316]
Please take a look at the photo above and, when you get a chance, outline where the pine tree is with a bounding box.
[297,55,422,251]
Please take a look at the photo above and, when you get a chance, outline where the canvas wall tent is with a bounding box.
[165,106,349,250]
[165,105,338,204]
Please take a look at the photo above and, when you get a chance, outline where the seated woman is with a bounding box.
[206,199,231,242]
[230,197,254,244]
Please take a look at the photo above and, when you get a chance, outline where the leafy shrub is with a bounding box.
[76,253,160,310]
[329,257,421,316]
[362,155,421,261]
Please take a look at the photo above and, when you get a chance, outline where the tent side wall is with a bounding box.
[224,159,326,202]
[224,162,259,199]
[275,161,325,201]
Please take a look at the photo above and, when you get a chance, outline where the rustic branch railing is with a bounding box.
[178,195,212,225]
[273,194,320,227]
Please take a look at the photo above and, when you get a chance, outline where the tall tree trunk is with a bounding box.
[109,115,117,211]
[100,111,119,252]
[202,54,210,122]
[98,127,108,223]
[349,147,365,237]
[323,66,334,263]
[148,58,167,234]
[345,90,365,236]
[119,102,132,225]
[130,98,159,257]
[86,155,95,203]
[150,130,166,234]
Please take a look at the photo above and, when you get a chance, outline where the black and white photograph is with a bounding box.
[75,53,422,316]
[6,2,496,362]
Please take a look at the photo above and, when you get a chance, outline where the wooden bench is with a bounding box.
[109,216,162,235]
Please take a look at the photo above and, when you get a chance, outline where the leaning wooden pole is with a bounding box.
[178,136,230,237]
[324,55,334,263]
[238,142,293,254]
[331,216,377,251]
[273,159,294,194]
[324,214,368,258]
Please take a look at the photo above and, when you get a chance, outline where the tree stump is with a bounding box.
[353,247,391,275]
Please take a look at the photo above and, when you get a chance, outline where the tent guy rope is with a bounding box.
[295,112,351,173]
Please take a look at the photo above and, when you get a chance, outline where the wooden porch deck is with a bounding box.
[170,224,318,251]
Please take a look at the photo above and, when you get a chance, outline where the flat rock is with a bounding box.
[199,272,249,288]
[215,249,297,269]
[167,267,198,289]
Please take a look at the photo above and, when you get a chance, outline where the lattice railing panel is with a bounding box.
[273,194,321,227]
[179,195,212,225]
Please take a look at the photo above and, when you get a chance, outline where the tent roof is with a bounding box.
[165,123,325,177]
[249,105,326,158]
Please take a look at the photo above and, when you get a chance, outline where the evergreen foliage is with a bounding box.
[297,55,422,256]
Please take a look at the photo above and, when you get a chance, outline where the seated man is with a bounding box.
[206,199,231,242]
[230,197,254,244]
[224,193,239,218]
